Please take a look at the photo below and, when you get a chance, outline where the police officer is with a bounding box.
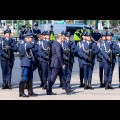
[49,25,55,43]
[99,32,118,89]
[18,32,38,97]
[46,34,75,95]
[104,27,109,35]
[116,35,120,87]
[32,23,41,40]
[19,25,27,40]
[6,26,11,33]
[62,31,77,88]
[35,33,44,87]
[74,28,82,46]
[97,32,107,87]
[91,27,101,43]
[27,27,32,33]
[37,31,51,90]
[42,31,46,40]
[77,32,86,87]
[0,29,17,89]
[35,31,46,88]
[79,32,99,89]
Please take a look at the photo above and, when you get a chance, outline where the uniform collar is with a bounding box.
[34,28,38,30]
[87,41,91,44]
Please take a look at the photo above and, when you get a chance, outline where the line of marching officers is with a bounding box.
[1,26,120,97]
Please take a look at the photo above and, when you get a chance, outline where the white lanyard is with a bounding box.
[1,40,6,50]
[103,42,110,53]
[97,42,100,49]
[62,42,65,50]
[25,43,33,58]
[82,42,89,53]
[41,40,50,50]
[77,42,82,48]
[38,40,41,46]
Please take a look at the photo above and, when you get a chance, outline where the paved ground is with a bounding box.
[0,57,120,100]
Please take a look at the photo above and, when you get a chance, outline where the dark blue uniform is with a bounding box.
[62,39,77,88]
[32,23,41,40]
[98,39,117,89]
[18,32,38,97]
[32,28,41,40]
[116,38,120,87]
[97,40,106,87]
[0,30,17,89]
[19,25,27,40]
[46,40,74,95]
[77,39,86,87]
[31,39,44,88]
[37,38,51,89]
[80,38,99,89]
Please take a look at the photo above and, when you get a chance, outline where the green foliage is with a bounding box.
[109,20,120,27]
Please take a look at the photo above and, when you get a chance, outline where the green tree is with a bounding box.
[109,20,119,27]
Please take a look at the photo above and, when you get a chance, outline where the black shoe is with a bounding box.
[100,83,104,88]
[7,84,12,89]
[105,81,109,90]
[46,92,52,95]
[19,93,29,97]
[79,83,84,87]
[67,82,71,89]
[40,82,44,87]
[84,81,88,90]
[66,88,75,94]
[50,91,57,95]
[88,81,94,90]
[2,83,6,89]
[108,84,114,89]
[46,89,56,95]
[28,91,38,96]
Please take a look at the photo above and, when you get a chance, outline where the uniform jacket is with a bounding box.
[0,37,17,62]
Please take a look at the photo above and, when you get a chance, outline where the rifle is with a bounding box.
[108,42,113,67]
[88,43,93,66]
[63,41,71,64]
[2,39,12,64]
[45,47,51,59]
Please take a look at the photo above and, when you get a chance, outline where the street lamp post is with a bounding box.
[17,20,19,36]
[12,20,13,35]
